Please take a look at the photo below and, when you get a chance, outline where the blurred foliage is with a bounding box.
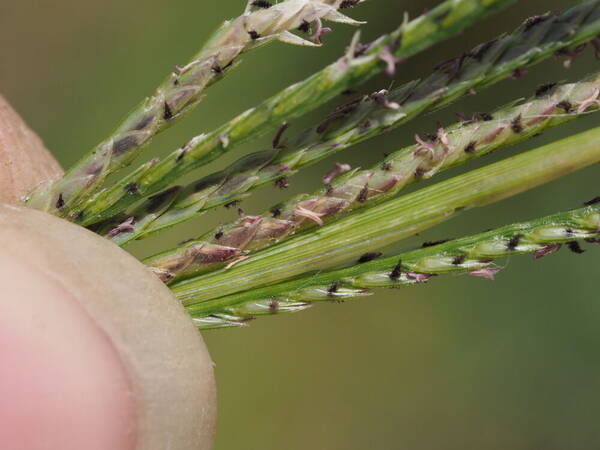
[2,1,600,448]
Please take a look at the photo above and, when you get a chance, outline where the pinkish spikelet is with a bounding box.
[533,243,562,259]
[309,18,332,44]
[469,267,502,280]
[107,216,136,237]
[377,46,404,77]
[323,162,352,184]
[406,272,433,283]
[294,204,326,225]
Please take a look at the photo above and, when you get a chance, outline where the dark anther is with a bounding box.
[389,259,403,280]
[475,112,493,121]
[359,119,372,134]
[124,183,141,195]
[357,184,369,203]
[251,0,272,8]
[340,0,360,8]
[328,281,340,296]
[523,15,549,32]
[75,211,85,221]
[357,252,382,263]
[452,254,466,266]
[214,230,224,240]
[353,42,370,58]
[224,200,240,209]
[535,83,557,98]
[112,135,138,156]
[248,30,260,40]
[145,186,181,213]
[556,101,573,113]
[511,114,523,133]
[555,44,587,68]
[380,161,392,171]
[211,63,223,74]
[55,193,65,209]
[134,115,154,130]
[455,112,472,123]
[421,239,450,248]
[221,60,234,72]
[317,98,362,134]
[434,53,467,80]
[565,227,575,238]
[426,131,438,143]
[567,241,585,254]
[163,101,173,120]
[270,207,281,218]
[298,20,310,33]
[176,148,187,162]
[584,196,600,206]
[507,233,524,250]
[464,141,477,154]
[414,168,427,178]
[469,40,496,61]
[272,122,290,149]
[274,177,289,189]
[511,68,528,79]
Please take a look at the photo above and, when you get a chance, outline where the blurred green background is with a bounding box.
[2,1,600,448]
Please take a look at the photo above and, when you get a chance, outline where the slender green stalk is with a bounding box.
[23,0,365,214]
[142,74,600,278]
[188,204,600,329]
[70,0,518,226]
[169,126,600,304]
[108,71,600,245]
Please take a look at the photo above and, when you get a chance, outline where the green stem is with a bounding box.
[23,0,365,214]
[188,204,600,329]
[170,126,600,304]
[70,0,517,226]
[143,73,600,279]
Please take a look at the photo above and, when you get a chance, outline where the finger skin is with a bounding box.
[0,94,62,205]
[0,205,218,450]
[0,92,216,448]
[0,252,137,450]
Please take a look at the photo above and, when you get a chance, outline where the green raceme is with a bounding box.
[187,203,600,329]
[142,72,600,281]
[101,0,600,246]
[62,0,517,226]
[169,126,600,304]
[24,0,366,215]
